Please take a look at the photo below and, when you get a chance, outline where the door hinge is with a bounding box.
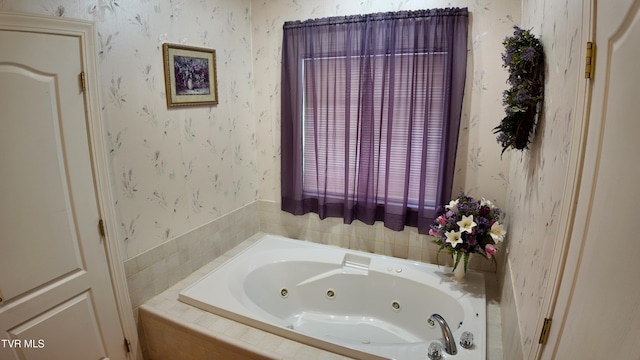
[80,71,86,92]
[98,219,106,238]
[585,42,595,79]
[124,338,131,353]
[538,318,552,345]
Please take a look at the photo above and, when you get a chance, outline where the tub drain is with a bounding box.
[326,289,336,299]
[391,301,401,311]
[280,288,289,298]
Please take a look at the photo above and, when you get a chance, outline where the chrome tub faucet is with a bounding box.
[429,314,458,356]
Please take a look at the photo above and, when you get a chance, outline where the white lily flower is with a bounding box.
[445,199,459,212]
[490,222,506,242]
[457,215,477,233]
[445,230,463,248]
[481,197,494,208]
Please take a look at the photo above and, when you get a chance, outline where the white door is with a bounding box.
[0,21,128,360]
[542,0,640,358]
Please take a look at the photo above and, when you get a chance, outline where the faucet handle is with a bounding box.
[427,342,443,359]
[460,331,474,349]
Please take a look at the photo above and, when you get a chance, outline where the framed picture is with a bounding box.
[162,43,218,107]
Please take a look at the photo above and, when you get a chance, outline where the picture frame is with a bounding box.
[162,43,218,107]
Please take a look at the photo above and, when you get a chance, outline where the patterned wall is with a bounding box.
[501,0,584,358]
[1,0,519,262]
[0,0,258,259]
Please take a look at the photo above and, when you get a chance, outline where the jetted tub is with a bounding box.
[179,234,486,359]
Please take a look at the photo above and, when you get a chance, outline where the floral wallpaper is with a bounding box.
[0,0,257,259]
[1,0,520,262]
[501,0,584,358]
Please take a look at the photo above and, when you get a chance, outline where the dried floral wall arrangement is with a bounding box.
[493,26,545,154]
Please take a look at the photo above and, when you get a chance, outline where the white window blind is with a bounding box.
[302,52,445,209]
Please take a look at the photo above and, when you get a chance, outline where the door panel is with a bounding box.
[0,64,84,302]
[0,21,127,360]
[547,0,640,358]
[8,292,105,360]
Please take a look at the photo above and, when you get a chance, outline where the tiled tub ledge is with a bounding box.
[139,232,504,360]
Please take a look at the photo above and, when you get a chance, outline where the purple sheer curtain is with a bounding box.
[281,8,468,234]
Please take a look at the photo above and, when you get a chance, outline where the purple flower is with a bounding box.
[513,26,525,37]
[465,234,477,247]
[522,46,536,62]
[501,51,512,65]
[496,132,509,144]
[476,216,490,227]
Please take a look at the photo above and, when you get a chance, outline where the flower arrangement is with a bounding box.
[493,26,545,154]
[429,194,506,273]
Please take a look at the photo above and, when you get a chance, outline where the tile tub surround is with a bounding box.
[258,200,499,273]
[139,233,504,359]
[124,202,259,317]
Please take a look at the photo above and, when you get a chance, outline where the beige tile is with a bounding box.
[317,351,348,360]
[129,282,155,308]
[123,258,138,278]
[240,327,266,346]
[275,340,303,357]
[224,322,250,339]
[256,333,284,353]
[127,265,153,293]
[391,244,408,259]
[193,312,217,329]
[208,316,234,333]
[294,345,321,360]
[163,238,179,257]
[137,244,165,271]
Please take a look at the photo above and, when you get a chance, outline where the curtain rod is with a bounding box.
[283,8,468,30]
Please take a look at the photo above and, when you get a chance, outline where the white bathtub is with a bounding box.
[179,234,486,360]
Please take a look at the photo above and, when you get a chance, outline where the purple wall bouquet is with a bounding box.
[493,26,545,154]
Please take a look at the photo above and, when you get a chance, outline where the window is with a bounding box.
[281,9,468,234]
[302,53,445,209]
